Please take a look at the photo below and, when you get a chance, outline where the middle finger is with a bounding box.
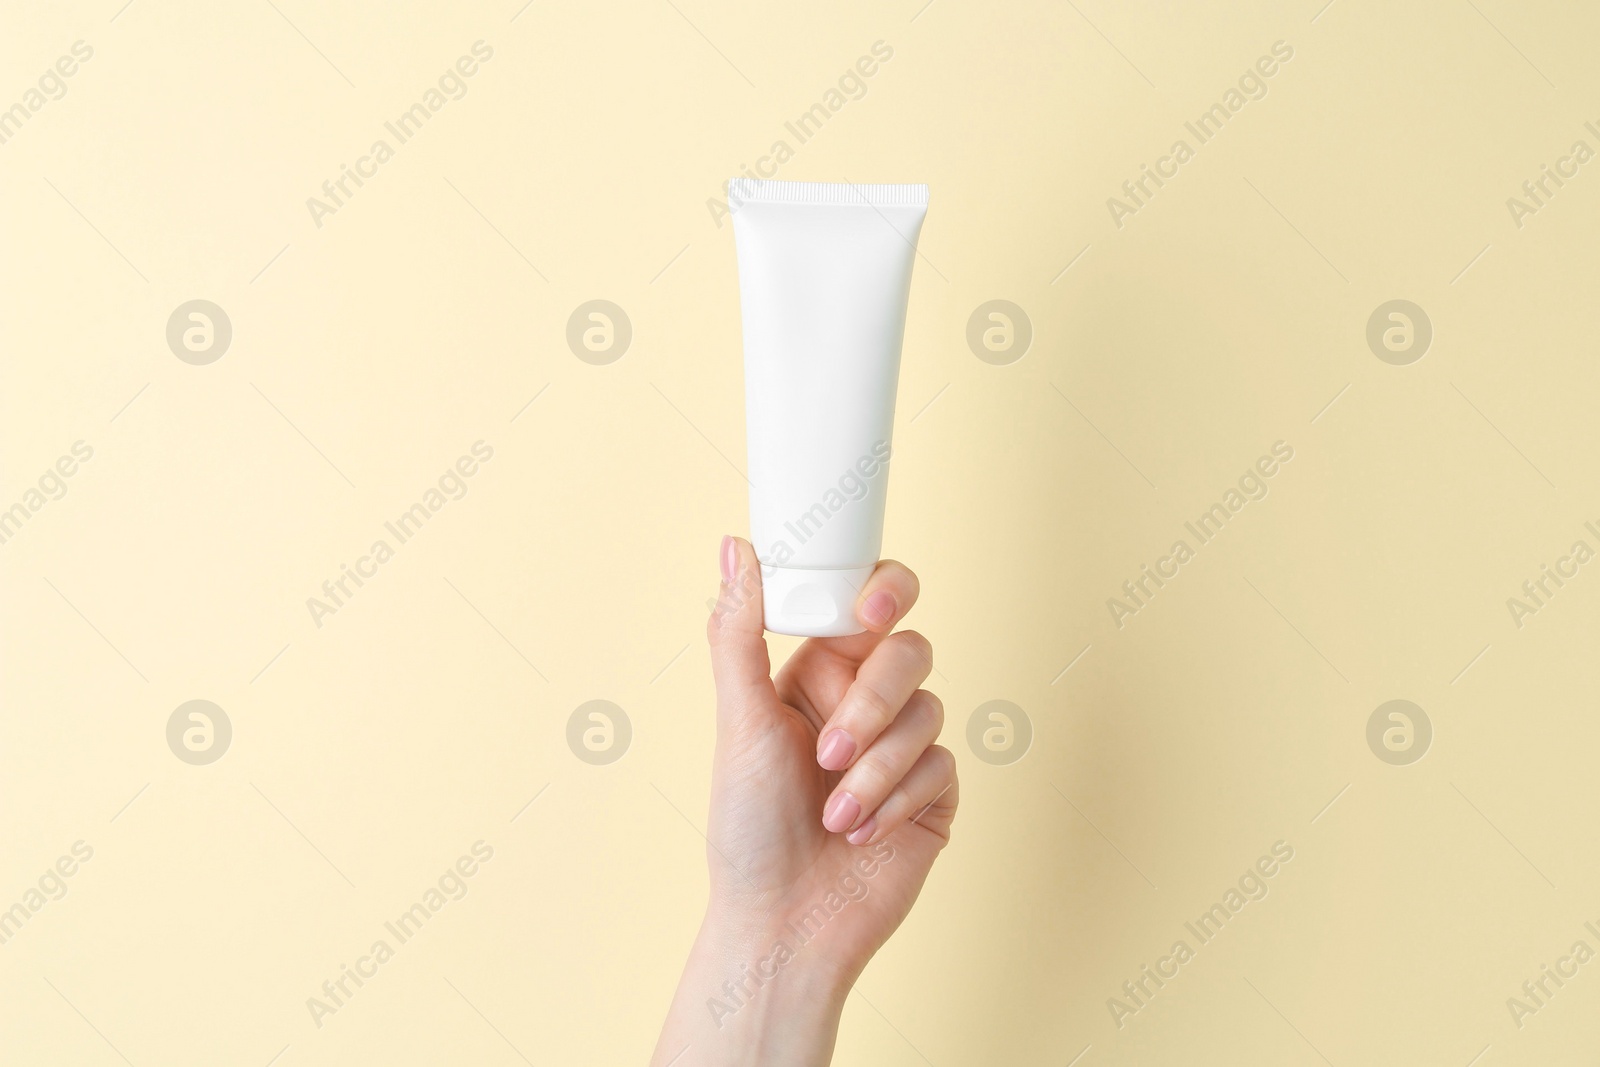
[814,629,933,771]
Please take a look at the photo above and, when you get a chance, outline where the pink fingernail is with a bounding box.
[861,589,896,628]
[720,535,736,584]
[846,817,877,846]
[817,729,855,770]
[823,792,861,834]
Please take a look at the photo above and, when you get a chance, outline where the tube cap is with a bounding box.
[761,564,875,637]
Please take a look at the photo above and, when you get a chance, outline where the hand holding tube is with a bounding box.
[650,537,958,1066]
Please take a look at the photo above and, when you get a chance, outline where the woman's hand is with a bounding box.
[651,537,958,1067]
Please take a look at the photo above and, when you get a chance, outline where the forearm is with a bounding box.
[652,908,850,1067]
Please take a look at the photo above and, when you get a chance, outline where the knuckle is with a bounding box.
[892,630,934,671]
[879,559,919,596]
[848,681,896,727]
[848,749,898,798]
[910,689,945,732]
[928,744,957,778]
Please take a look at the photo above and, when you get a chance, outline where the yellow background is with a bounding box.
[3,0,1599,1063]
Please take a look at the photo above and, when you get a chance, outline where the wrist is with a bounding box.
[653,906,852,1067]
[700,902,856,1014]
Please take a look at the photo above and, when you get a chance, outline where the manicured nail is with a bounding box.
[861,589,896,628]
[846,817,877,846]
[720,535,737,584]
[817,729,855,771]
[823,792,861,834]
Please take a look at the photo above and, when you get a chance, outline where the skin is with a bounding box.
[651,537,958,1066]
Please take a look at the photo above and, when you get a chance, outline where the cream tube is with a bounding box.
[730,179,928,636]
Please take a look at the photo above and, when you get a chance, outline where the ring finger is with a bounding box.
[846,744,958,847]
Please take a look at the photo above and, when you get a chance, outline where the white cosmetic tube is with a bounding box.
[730,179,928,636]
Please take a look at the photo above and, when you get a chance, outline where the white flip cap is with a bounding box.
[761,564,875,637]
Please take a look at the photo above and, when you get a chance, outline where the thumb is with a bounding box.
[706,535,774,720]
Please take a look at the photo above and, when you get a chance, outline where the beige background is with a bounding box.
[3,0,1599,1063]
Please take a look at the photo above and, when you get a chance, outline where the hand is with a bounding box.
[651,536,958,1067]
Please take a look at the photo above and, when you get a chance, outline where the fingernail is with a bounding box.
[817,729,855,771]
[823,792,861,834]
[720,535,737,584]
[846,817,877,846]
[861,589,896,628]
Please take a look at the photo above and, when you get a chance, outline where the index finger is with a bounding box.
[773,559,920,718]
[818,558,921,659]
